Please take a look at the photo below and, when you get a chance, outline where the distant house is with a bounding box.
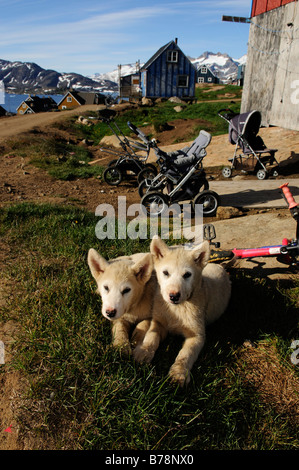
[0,105,6,116]
[237,64,245,86]
[197,66,219,84]
[17,96,57,115]
[119,39,197,101]
[57,91,105,110]
[241,0,299,131]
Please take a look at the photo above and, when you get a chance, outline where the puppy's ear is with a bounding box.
[132,253,153,284]
[191,241,210,268]
[150,236,169,260]
[87,248,109,280]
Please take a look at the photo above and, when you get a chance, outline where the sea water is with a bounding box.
[1,93,64,113]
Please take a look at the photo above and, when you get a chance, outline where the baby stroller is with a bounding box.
[135,129,220,217]
[99,109,157,186]
[218,109,280,180]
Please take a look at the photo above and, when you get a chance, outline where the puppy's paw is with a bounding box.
[133,345,155,363]
[169,363,190,387]
[113,340,132,356]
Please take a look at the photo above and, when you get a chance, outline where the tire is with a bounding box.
[138,179,153,197]
[193,190,219,217]
[141,192,170,216]
[108,159,118,167]
[137,165,157,184]
[222,166,232,178]
[103,166,122,186]
[256,169,267,180]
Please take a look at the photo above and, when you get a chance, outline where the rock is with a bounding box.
[141,97,153,107]
[174,106,183,113]
[217,206,242,219]
[168,96,185,104]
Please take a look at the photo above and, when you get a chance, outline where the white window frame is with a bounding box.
[167,50,178,63]
[67,96,72,102]
[208,77,212,82]
[201,66,207,74]
[177,75,189,88]
[198,77,204,83]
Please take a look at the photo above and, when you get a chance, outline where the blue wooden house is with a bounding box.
[197,66,219,84]
[119,39,196,101]
[140,39,196,99]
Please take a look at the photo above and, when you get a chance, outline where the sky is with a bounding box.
[0,0,252,76]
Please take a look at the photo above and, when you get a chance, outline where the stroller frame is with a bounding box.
[139,130,220,217]
[218,109,280,180]
[99,109,157,186]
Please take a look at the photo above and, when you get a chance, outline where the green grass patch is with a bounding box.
[63,98,241,146]
[6,134,104,181]
[0,203,298,450]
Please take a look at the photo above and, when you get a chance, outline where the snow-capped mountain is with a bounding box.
[0,59,118,94]
[190,51,246,83]
[0,52,246,96]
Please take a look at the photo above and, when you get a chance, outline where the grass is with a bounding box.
[0,203,298,450]
[60,93,241,146]
[6,133,104,181]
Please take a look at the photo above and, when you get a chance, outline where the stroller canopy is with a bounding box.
[229,110,261,145]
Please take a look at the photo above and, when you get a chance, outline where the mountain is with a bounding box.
[189,51,246,83]
[0,59,118,94]
[0,52,246,96]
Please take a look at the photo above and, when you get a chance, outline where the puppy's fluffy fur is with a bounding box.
[88,249,155,354]
[133,237,231,386]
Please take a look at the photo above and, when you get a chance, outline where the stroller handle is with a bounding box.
[217,108,236,118]
[127,121,150,144]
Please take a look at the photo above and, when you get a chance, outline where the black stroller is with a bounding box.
[135,129,220,217]
[98,109,157,186]
[218,109,280,180]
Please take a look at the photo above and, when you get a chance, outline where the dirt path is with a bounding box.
[0,104,104,141]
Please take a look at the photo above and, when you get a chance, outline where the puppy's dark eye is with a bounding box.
[163,270,169,277]
[122,287,131,295]
[183,271,191,279]
[104,285,109,292]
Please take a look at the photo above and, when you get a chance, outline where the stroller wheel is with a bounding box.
[193,190,219,217]
[222,166,232,178]
[141,192,169,216]
[138,179,152,197]
[103,166,122,186]
[137,165,157,184]
[256,169,267,180]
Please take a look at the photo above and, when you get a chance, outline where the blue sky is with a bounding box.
[0,0,252,76]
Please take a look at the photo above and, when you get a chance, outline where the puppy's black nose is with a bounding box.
[106,308,117,318]
[169,292,180,303]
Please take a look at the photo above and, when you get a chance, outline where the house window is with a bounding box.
[201,66,207,74]
[208,77,212,82]
[167,50,178,63]
[177,75,189,88]
[198,77,204,83]
[67,96,72,102]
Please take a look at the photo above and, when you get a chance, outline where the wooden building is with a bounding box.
[16,96,57,115]
[119,39,196,101]
[241,0,299,131]
[197,66,219,84]
[57,91,105,110]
